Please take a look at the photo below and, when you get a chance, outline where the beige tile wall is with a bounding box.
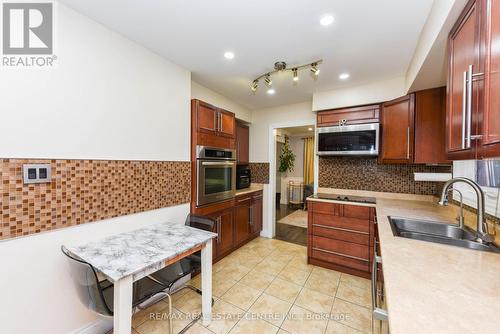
[0,159,190,240]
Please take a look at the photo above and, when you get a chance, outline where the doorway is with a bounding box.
[273,125,315,245]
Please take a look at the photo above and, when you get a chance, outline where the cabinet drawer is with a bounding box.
[342,204,372,220]
[309,201,338,214]
[311,235,369,260]
[311,223,369,245]
[312,212,369,233]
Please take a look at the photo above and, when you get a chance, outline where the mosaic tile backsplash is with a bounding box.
[249,163,270,184]
[319,157,452,195]
[0,159,190,240]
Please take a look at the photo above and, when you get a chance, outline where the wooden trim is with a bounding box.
[307,257,371,279]
[164,244,204,267]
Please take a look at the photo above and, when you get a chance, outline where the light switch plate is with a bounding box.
[23,164,51,184]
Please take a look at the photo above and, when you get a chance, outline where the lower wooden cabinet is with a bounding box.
[197,190,263,262]
[307,199,375,279]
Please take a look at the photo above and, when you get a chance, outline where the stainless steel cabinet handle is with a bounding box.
[312,223,369,235]
[219,113,223,133]
[372,243,388,321]
[312,247,369,262]
[466,64,473,149]
[462,70,467,149]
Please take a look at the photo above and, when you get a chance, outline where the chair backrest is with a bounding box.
[61,246,113,316]
[184,214,215,232]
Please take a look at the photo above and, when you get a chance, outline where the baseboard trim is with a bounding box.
[69,318,112,334]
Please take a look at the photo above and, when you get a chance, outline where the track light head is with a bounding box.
[265,74,272,86]
[251,80,258,92]
[292,68,299,82]
[310,63,320,76]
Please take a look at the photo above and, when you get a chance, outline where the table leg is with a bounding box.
[201,240,212,326]
[113,275,133,334]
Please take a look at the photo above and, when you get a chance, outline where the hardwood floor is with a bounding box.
[275,202,307,246]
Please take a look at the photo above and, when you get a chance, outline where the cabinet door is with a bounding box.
[250,193,263,235]
[218,109,236,138]
[236,123,249,164]
[414,87,449,164]
[446,0,481,159]
[214,209,234,257]
[317,104,380,127]
[196,101,218,135]
[480,0,500,157]
[380,94,415,163]
[234,198,251,245]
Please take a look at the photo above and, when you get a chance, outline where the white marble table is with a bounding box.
[64,222,217,334]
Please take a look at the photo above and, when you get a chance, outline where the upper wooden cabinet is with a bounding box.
[380,95,415,164]
[480,0,500,157]
[236,123,249,164]
[191,99,235,149]
[446,0,500,159]
[380,88,448,164]
[446,0,482,159]
[317,104,380,127]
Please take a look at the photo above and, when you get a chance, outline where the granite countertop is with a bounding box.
[315,187,500,334]
[64,222,217,282]
[235,183,264,196]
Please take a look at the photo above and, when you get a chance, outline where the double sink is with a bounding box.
[389,217,500,253]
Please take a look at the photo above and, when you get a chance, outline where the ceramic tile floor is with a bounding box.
[131,237,372,334]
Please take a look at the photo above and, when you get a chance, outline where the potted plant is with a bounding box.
[279,138,295,174]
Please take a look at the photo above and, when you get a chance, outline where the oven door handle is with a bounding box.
[201,161,235,166]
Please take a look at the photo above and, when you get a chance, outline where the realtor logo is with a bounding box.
[2,1,56,67]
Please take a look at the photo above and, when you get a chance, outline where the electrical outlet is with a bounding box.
[23,164,51,184]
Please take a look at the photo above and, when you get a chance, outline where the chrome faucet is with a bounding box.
[438,177,494,243]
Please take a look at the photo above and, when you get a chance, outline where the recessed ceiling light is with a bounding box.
[223,51,235,59]
[339,73,350,80]
[267,88,276,95]
[308,127,313,131]
[320,15,334,26]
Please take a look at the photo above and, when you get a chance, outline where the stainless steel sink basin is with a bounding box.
[388,216,500,253]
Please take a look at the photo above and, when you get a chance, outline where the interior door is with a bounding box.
[380,94,415,163]
[218,109,236,138]
[197,101,218,135]
[447,0,481,159]
[480,0,500,157]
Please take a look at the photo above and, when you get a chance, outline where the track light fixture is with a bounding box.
[250,60,322,93]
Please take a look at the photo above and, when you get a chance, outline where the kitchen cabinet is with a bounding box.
[191,99,236,149]
[210,208,234,258]
[480,0,500,157]
[380,95,415,164]
[446,0,482,160]
[307,199,375,279]
[234,195,252,245]
[236,123,249,164]
[250,191,263,235]
[317,104,380,127]
[414,87,449,164]
[380,88,448,164]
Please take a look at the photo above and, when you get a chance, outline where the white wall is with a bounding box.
[0,3,191,161]
[250,101,314,162]
[287,136,304,178]
[191,81,252,122]
[0,204,190,334]
[312,76,406,111]
[0,3,194,334]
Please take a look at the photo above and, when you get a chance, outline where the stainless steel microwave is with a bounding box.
[196,146,236,207]
[317,123,379,156]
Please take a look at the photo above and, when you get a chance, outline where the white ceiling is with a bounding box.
[59,0,435,110]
